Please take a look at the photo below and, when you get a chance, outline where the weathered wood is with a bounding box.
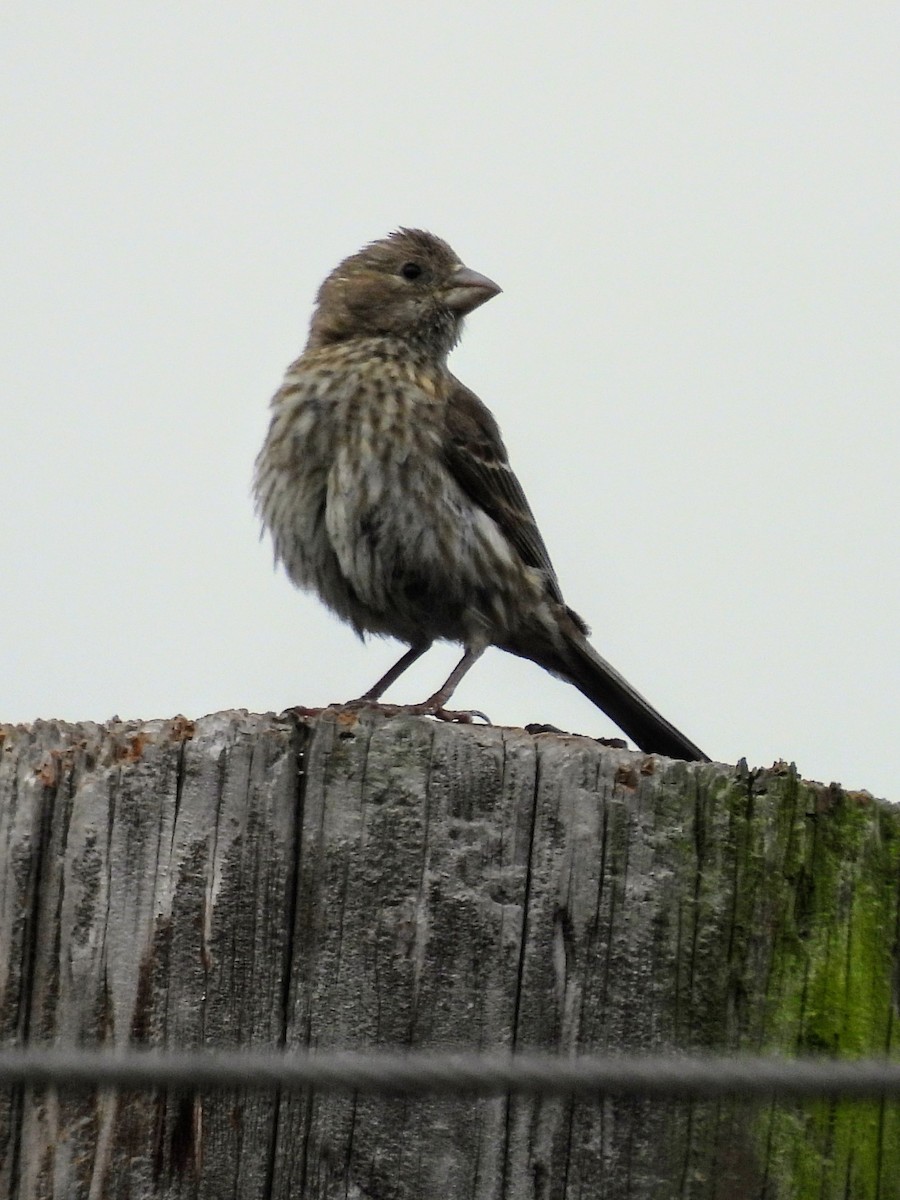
[0,711,897,1199]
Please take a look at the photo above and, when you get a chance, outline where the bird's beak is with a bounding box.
[442,264,502,315]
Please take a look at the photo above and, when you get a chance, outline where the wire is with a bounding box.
[1,1047,899,1100]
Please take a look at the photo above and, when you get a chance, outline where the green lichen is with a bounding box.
[663,764,900,1196]
[752,769,900,1198]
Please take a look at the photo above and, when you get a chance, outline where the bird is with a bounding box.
[253,229,709,761]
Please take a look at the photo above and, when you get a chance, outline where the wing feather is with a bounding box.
[443,379,565,605]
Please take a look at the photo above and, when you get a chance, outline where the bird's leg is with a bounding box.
[415,646,489,723]
[358,642,431,701]
[421,646,483,709]
[335,645,490,724]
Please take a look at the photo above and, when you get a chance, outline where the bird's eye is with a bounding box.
[400,261,423,281]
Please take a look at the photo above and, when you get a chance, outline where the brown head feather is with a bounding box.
[307,230,475,357]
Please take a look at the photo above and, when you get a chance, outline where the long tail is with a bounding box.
[502,628,710,762]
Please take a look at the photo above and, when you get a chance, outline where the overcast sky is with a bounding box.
[3,5,898,799]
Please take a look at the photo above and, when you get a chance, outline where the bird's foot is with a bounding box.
[326,698,491,725]
[426,705,492,725]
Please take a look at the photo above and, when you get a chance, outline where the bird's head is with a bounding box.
[306,229,501,359]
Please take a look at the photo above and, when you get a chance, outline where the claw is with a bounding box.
[321,700,492,725]
[433,707,491,725]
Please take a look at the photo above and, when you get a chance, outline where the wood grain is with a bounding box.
[0,711,896,1198]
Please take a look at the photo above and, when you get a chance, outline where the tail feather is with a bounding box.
[503,630,709,762]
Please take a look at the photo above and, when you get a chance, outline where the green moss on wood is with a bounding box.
[750,769,900,1199]
[648,761,899,1197]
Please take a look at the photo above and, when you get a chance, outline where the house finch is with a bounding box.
[254,229,708,761]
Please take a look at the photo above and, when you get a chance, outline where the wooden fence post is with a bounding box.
[0,710,897,1198]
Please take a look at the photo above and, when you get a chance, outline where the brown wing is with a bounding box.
[443,378,565,605]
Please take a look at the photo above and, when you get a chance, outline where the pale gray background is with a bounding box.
[3,5,897,798]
